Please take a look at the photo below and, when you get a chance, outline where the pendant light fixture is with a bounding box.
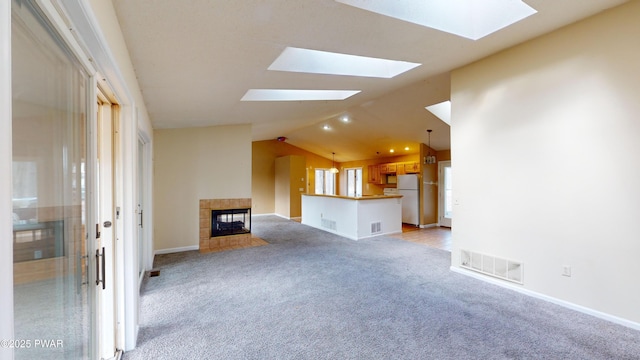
[425,129,437,165]
[330,152,339,173]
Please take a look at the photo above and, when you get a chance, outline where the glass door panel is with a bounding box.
[12,0,91,358]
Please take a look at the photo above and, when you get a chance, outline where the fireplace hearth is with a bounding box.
[200,198,252,253]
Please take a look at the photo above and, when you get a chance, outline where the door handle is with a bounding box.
[95,247,105,290]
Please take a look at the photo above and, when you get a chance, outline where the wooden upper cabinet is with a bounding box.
[379,163,397,174]
[367,164,385,184]
[404,162,420,173]
[387,163,397,173]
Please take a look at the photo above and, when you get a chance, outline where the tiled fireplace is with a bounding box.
[199,198,252,253]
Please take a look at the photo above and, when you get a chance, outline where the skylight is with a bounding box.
[426,100,451,125]
[268,47,421,78]
[335,0,537,40]
[241,89,360,101]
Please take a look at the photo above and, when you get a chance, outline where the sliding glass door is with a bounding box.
[12,0,91,357]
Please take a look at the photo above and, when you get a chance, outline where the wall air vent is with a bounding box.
[370,221,382,235]
[461,249,523,284]
[321,218,337,231]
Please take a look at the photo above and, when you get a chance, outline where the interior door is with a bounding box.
[97,92,118,359]
[137,137,145,283]
[438,161,452,227]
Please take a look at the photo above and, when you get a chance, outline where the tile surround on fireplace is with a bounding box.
[199,198,253,253]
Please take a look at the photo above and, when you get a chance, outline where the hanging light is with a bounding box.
[330,152,339,173]
[425,129,437,164]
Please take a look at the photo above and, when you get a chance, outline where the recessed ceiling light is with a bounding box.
[341,115,350,123]
[426,100,451,125]
[241,89,360,101]
[404,147,410,151]
[336,0,537,40]
[323,125,331,130]
[268,47,421,78]
[390,149,395,153]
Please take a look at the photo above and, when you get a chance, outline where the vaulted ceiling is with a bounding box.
[112,0,627,162]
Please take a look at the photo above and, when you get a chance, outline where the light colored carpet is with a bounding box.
[124,216,640,359]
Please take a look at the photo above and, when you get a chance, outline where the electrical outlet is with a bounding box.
[562,265,571,277]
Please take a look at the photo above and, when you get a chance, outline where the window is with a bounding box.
[345,168,362,197]
[315,169,336,195]
[12,160,38,223]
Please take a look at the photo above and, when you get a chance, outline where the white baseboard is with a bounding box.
[252,213,276,217]
[154,245,199,256]
[450,266,640,331]
[420,223,438,229]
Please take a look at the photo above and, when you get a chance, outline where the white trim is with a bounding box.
[420,223,438,229]
[154,245,200,255]
[59,1,142,351]
[450,266,640,331]
[35,0,96,74]
[252,213,278,217]
[0,1,14,358]
[437,161,452,227]
[59,0,133,103]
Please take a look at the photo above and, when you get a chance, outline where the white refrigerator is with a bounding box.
[397,174,420,226]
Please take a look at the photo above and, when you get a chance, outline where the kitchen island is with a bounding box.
[301,194,403,240]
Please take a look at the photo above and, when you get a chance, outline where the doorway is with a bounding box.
[438,161,452,227]
[97,89,119,359]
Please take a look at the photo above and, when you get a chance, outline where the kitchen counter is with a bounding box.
[302,194,403,200]
[301,194,403,240]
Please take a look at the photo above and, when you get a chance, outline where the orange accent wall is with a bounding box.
[252,140,334,214]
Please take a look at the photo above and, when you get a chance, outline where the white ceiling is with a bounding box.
[112,0,627,162]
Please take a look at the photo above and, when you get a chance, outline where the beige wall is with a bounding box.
[252,140,334,214]
[154,125,251,251]
[451,1,640,325]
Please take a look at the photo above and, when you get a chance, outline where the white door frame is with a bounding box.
[0,2,15,357]
[137,132,153,283]
[61,0,144,351]
[438,161,452,227]
[97,89,118,359]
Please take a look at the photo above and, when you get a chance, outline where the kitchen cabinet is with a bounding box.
[404,162,420,173]
[380,163,396,174]
[367,164,385,184]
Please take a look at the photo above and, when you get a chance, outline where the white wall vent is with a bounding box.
[370,221,382,235]
[321,218,337,231]
[460,249,523,284]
